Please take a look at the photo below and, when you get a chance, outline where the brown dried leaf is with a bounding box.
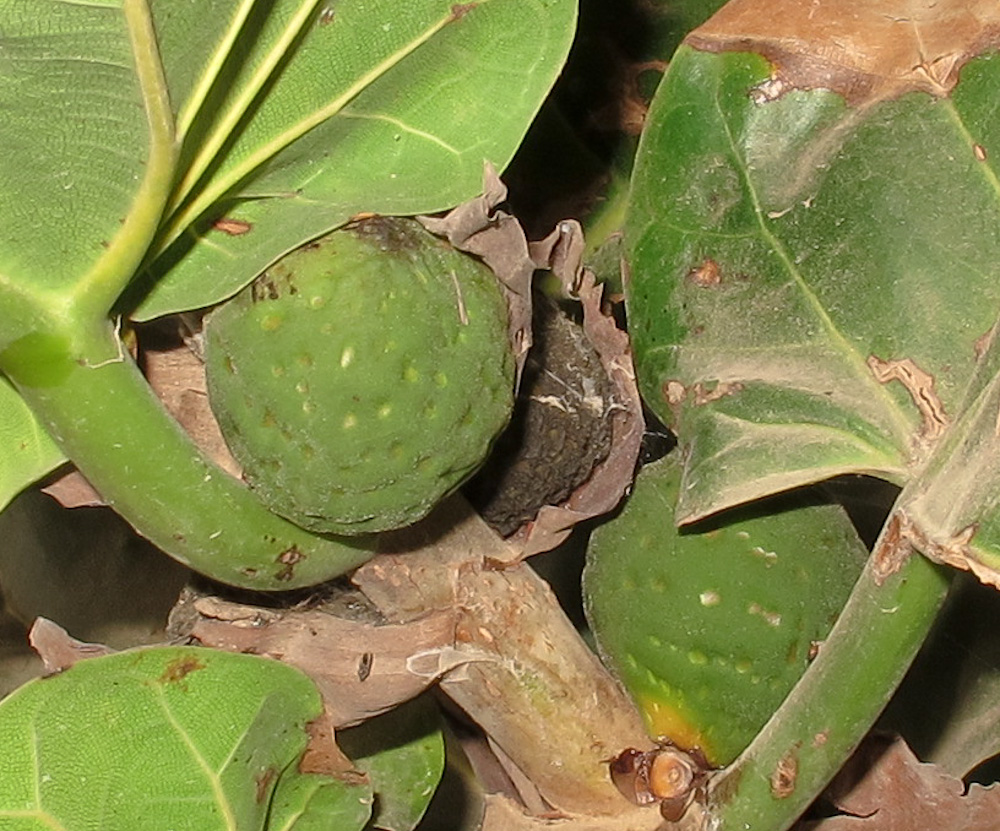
[801,734,1000,831]
[300,705,365,781]
[419,163,535,383]
[189,597,458,728]
[28,617,114,675]
[142,337,242,478]
[688,0,1000,106]
[503,221,643,559]
[40,469,105,508]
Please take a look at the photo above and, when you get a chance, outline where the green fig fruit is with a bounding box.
[204,217,514,536]
[584,456,866,766]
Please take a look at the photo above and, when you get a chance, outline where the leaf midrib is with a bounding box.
[712,86,919,454]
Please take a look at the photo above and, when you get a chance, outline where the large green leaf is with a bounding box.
[626,45,1000,529]
[0,646,354,830]
[134,0,578,320]
[0,0,173,341]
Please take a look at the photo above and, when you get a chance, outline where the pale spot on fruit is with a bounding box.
[423,401,437,418]
[343,413,358,429]
[297,353,314,368]
[260,314,282,331]
[403,364,420,382]
[748,602,782,627]
[699,590,721,606]
[302,400,315,414]
[377,403,392,419]
[434,372,448,387]
[309,295,326,309]
[389,441,405,459]
[295,381,309,395]
[340,346,355,368]
[735,659,753,674]
[688,650,708,666]
[271,365,284,377]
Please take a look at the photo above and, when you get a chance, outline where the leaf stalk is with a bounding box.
[0,317,373,589]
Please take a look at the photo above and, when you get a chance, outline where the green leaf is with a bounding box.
[0,379,63,513]
[0,0,174,343]
[0,646,329,831]
[584,455,866,766]
[338,696,445,831]
[268,772,372,831]
[625,46,1000,525]
[133,0,578,320]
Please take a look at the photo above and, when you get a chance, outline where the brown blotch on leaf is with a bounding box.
[974,323,996,360]
[275,546,304,582]
[159,655,206,684]
[255,767,278,803]
[866,354,948,447]
[212,217,253,236]
[872,512,912,584]
[771,744,799,799]
[663,380,686,406]
[450,3,478,20]
[693,380,743,406]
[687,0,1000,106]
[687,258,722,287]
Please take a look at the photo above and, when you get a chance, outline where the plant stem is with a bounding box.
[353,500,661,822]
[694,522,951,831]
[0,317,373,589]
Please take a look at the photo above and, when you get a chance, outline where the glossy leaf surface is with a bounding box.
[626,46,1000,540]
[135,0,578,319]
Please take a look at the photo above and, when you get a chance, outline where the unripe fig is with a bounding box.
[584,456,865,766]
[204,217,514,535]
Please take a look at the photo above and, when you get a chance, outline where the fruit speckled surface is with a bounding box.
[584,456,866,766]
[205,217,514,535]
